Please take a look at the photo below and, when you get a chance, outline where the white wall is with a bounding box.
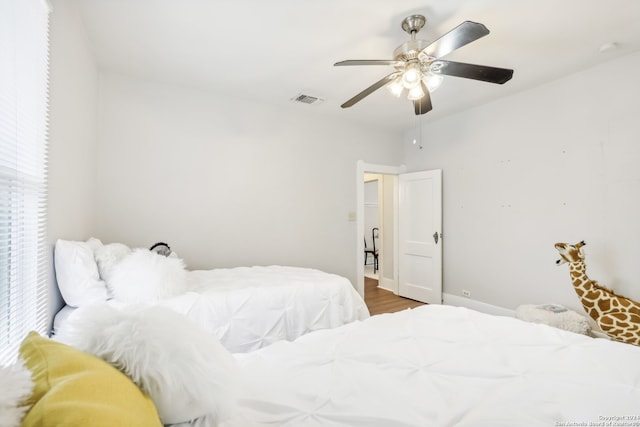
[93,73,403,285]
[404,51,640,313]
[47,0,99,322]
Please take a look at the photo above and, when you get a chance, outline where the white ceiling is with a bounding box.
[74,0,640,133]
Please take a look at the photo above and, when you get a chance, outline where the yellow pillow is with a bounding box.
[19,331,162,427]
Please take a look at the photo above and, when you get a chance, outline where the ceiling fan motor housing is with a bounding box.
[393,39,431,62]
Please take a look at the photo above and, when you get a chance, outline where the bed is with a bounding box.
[41,302,640,427]
[224,304,640,426]
[52,238,369,353]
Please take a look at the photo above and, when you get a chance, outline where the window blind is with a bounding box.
[0,0,51,365]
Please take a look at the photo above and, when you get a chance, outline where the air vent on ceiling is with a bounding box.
[291,93,324,105]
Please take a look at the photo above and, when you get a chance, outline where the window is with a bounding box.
[0,0,51,365]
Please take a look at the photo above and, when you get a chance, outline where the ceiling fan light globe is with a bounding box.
[387,79,404,97]
[402,64,421,88]
[407,85,425,100]
[423,73,443,92]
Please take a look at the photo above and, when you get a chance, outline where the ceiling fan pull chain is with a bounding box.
[413,113,423,149]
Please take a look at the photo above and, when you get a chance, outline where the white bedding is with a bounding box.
[55,265,369,353]
[226,304,640,427]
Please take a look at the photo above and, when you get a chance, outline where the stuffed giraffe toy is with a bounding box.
[555,241,640,346]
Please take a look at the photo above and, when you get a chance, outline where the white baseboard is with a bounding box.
[377,277,396,293]
[443,293,515,317]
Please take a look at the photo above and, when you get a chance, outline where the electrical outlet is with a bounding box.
[462,290,471,298]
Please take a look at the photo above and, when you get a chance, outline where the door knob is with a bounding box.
[433,232,439,244]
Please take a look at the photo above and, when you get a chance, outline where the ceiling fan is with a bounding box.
[335,15,514,115]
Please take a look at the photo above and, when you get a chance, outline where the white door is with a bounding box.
[398,169,442,304]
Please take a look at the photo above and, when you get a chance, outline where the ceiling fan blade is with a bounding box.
[340,71,401,108]
[335,60,404,67]
[413,81,432,115]
[421,21,490,59]
[432,60,513,84]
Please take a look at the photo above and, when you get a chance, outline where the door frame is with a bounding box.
[355,161,406,298]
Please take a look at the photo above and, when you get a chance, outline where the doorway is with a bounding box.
[355,161,442,305]
[355,162,404,298]
[362,173,396,292]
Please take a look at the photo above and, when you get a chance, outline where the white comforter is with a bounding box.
[227,304,640,427]
[55,265,369,353]
[166,266,369,352]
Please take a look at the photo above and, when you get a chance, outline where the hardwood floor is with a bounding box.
[364,277,426,316]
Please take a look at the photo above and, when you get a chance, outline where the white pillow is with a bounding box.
[107,248,187,303]
[0,359,34,427]
[54,304,238,425]
[54,238,108,307]
[94,242,131,284]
